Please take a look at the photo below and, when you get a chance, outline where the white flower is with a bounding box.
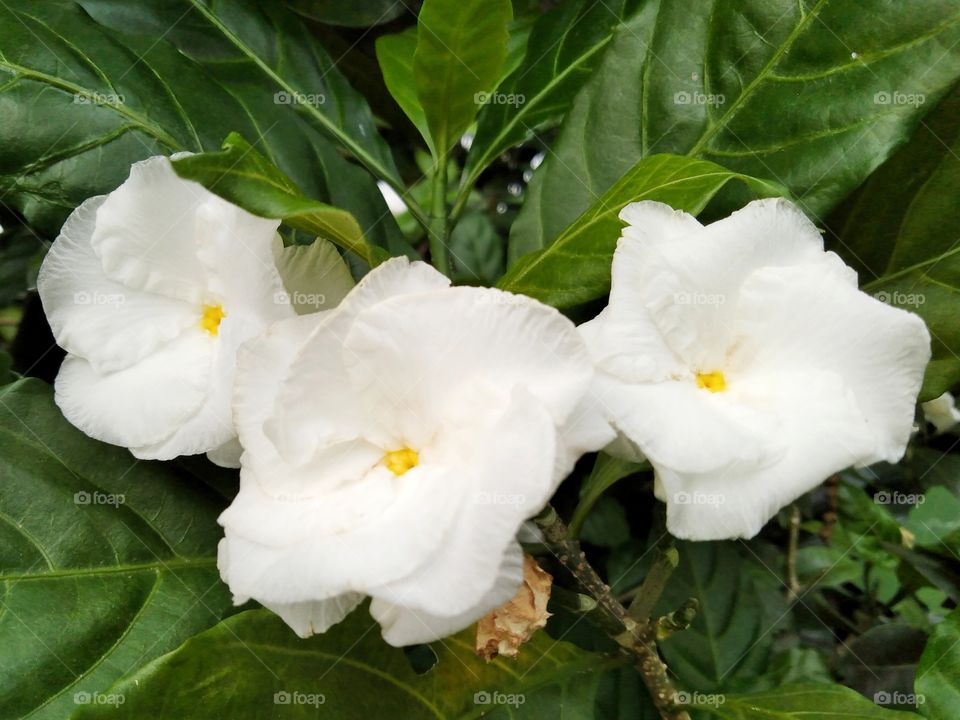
[38,155,295,465]
[580,199,930,541]
[922,392,960,434]
[218,257,612,645]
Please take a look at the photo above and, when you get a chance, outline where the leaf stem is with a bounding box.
[535,505,690,720]
[428,155,451,275]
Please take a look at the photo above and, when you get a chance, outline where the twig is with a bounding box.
[786,504,802,602]
[535,506,691,720]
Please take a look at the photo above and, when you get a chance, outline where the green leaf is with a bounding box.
[0,379,234,720]
[463,0,623,186]
[80,0,399,182]
[377,27,435,155]
[448,210,505,285]
[570,453,643,538]
[579,497,631,548]
[906,486,960,553]
[0,225,42,306]
[916,606,960,719]
[172,133,386,265]
[690,683,921,719]
[0,0,400,250]
[835,84,960,400]
[655,541,789,692]
[0,350,14,385]
[74,607,622,719]
[284,0,408,27]
[511,0,960,261]
[273,237,355,314]
[498,154,784,308]
[413,0,512,155]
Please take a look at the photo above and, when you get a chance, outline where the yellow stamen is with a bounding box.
[200,304,226,336]
[383,447,419,476]
[695,370,727,393]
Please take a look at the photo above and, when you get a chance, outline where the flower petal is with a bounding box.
[54,329,212,450]
[130,319,249,460]
[591,370,773,475]
[262,594,364,640]
[367,391,556,617]
[37,195,197,373]
[658,368,877,540]
[370,545,524,646]
[343,286,593,443]
[90,155,213,303]
[263,257,450,466]
[207,436,243,468]
[733,264,930,463]
[630,199,851,368]
[218,460,463,603]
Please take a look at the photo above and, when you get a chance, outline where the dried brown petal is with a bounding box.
[476,554,552,660]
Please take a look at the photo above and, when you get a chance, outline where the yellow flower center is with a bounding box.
[383,447,419,476]
[695,370,727,393]
[200,304,226,336]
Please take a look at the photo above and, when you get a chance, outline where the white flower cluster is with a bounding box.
[38,157,930,644]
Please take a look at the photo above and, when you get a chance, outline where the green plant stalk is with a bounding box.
[428,154,451,275]
[535,506,690,720]
[628,546,680,623]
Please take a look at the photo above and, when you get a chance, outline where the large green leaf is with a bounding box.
[0,379,234,720]
[413,0,512,155]
[498,154,784,308]
[915,606,960,719]
[461,0,624,187]
[79,0,398,182]
[690,683,921,719]
[75,607,622,719]
[0,0,399,250]
[172,133,387,265]
[510,0,960,261]
[376,27,435,155]
[284,0,409,27]
[832,84,960,400]
[655,541,789,693]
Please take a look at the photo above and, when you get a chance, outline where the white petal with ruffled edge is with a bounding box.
[38,196,197,374]
[370,545,524,646]
[54,329,213,451]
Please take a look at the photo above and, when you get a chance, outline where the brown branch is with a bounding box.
[535,506,691,720]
